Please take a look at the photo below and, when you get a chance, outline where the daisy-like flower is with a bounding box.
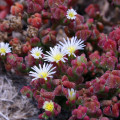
[66,8,77,20]
[43,101,54,112]
[0,42,11,56]
[68,88,76,101]
[30,47,43,59]
[58,36,85,57]
[44,46,67,63]
[29,63,56,81]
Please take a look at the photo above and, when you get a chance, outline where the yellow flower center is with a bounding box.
[68,12,74,18]
[70,91,74,96]
[38,72,48,79]
[53,53,63,62]
[68,89,76,101]
[0,48,6,54]
[43,102,54,112]
[67,46,76,54]
[35,51,41,57]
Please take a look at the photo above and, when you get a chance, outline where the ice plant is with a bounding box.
[1,0,120,119]
[28,13,42,29]
[30,47,43,59]
[0,42,11,56]
[29,63,56,81]
[66,9,77,20]
[69,105,88,120]
[44,46,67,63]
[68,88,76,101]
[43,101,54,112]
[58,36,85,57]
[0,0,13,19]
[10,3,23,16]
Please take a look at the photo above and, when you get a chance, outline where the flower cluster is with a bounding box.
[0,0,120,120]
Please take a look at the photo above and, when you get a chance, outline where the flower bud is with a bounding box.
[68,88,76,101]
[20,86,33,98]
[63,81,75,88]
[67,67,73,76]
[11,3,23,16]
[30,37,40,47]
[28,13,42,28]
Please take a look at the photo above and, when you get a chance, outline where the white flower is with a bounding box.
[58,36,85,57]
[68,88,76,101]
[30,47,43,59]
[0,42,11,55]
[66,9,77,20]
[44,46,67,63]
[43,101,54,112]
[29,63,56,81]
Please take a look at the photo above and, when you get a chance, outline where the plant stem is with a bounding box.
[0,112,10,120]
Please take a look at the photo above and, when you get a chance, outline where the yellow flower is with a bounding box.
[38,72,48,79]
[67,46,76,54]
[66,9,77,20]
[58,36,85,57]
[0,48,6,54]
[0,42,11,55]
[68,88,76,101]
[30,47,43,59]
[53,53,63,62]
[43,101,54,112]
[44,46,67,63]
[29,63,56,81]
